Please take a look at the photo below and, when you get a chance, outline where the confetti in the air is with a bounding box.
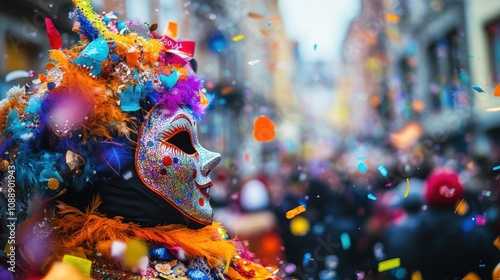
[340,232,351,250]
[494,84,500,96]
[404,178,410,198]
[454,199,465,214]
[471,85,484,93]
[253,115,275,142]
[493,165,500,171]
[314,44,318,51]
[232,34,245,41]
[286,205,306,219]
[248,60,261,65]
[62,254,92,276]
[486,107,500,112]
[378,258,401,272]
[377,165,388,177]
[358,162,368,174]
[290,216,310,236]
[367,193,377,200]
[5,70,30,82]
[248,12,266,20]
[385,13,400,23]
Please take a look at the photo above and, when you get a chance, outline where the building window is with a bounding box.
[427,28,465,112]
[486,18,500,84]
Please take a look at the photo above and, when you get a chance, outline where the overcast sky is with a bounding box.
[278,0,360,62]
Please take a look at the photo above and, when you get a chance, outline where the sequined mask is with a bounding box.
[135,106,221,225]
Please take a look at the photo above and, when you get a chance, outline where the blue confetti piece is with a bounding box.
[467,54,474,59]
[367,193,377,200]
[471,85,484,93]
[303,252,312,266]
[358,162,368,174]
[314,44,318,51]
[493,165,500,171]
[340,232,351,250]
[377,165,388,177]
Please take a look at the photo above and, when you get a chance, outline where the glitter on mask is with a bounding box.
[135,106,221,225]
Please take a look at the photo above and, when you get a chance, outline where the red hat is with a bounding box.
[424,167,464,208]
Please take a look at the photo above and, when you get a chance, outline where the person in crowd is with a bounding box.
[383,167,500,279]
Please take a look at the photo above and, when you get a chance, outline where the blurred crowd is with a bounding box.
[211,141,500,280]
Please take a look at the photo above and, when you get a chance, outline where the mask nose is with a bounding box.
[199,148,221,176]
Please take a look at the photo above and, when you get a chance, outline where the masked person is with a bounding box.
[0,1,279,279]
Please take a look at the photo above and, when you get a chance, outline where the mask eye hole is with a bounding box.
[166,130,197,155]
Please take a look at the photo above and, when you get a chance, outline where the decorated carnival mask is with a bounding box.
[136,106,221,225]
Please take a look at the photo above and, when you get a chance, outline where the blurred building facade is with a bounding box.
[465,0,500,162]
[340,0,473,158]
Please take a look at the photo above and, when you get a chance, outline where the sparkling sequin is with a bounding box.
[136,107,221,225]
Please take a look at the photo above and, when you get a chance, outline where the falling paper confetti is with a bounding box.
[378,258,401,272]
[475,214,487,226]
[377,165,388,177]
[493,165,500,171]
[290,216,310,236]
[357,162,368,174]
[367,193,377,200]
[486,107,500,112]
[471,85,484,93]
[313,44,318,51]
[340,232,351,250]
[62,255,92,277]
[494,85,500,96]
[232,34,244,41]
[247,12,266,20]
[286,205,306,219]
[248,60,261,65]
[404,178,410,198]
[454,199,465,214]
[5,70,30,82]
[385,13,400,23]
[253,115,275,142]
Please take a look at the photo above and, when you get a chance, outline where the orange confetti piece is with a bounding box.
[370,96,381,106]
[221,86,234,95]
[412,100,425,112]
[411,271,422,280]
[494,84,500,96]
[260,29,268,36]
[493,235,500,250]
[462,272,481,280]
[248,12,266,20]
[286,205,306,219]
[454,199,465,214]
[253,115,275,142]
[165,21,178,39]
[232,34,244,41]
[269,16,280,23]
[386,13,400,23]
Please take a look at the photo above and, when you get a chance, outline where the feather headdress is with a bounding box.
[0,0,209,222]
